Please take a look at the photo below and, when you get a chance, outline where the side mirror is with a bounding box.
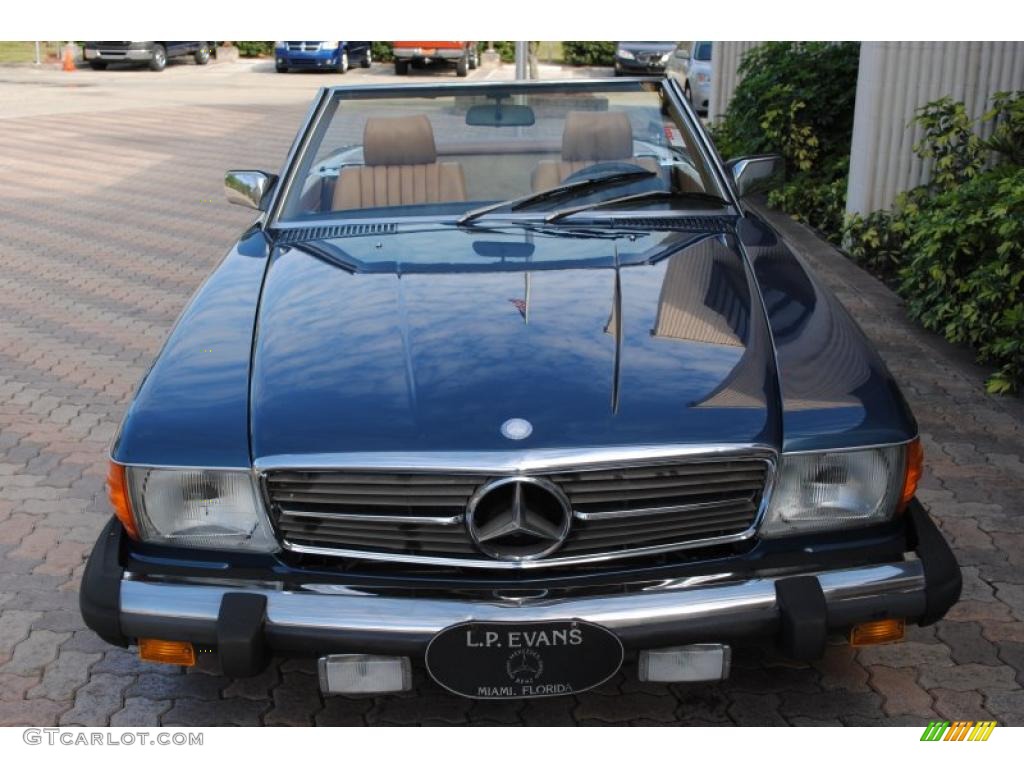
[224,170,277,210]
[676,49,690,60]
[726,155,784,197]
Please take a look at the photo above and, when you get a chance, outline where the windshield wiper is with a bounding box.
[544,190,729,223]
[456,169,656,225]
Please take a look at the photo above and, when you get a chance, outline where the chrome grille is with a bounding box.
[264,457,771,568]
[287,42,320,52]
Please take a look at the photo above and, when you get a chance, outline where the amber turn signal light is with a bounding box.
[138,638,196,666]
[900,438,923,512]
[106,460,139,540]
[850,618,905,646]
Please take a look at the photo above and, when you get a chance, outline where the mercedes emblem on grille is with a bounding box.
[465,476,572,561]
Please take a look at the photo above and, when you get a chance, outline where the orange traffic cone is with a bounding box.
[62,43,76,72]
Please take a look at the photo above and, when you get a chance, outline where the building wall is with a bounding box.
[708,41,763,120]
[846,41,1024,215]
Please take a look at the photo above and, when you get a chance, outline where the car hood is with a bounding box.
[250,228,781,459]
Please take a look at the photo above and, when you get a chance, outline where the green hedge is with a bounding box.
[562,41,616,66]
[711,42,860,243]
[845,93,1024,394]
[235,41,274,58]
[371,41,393,62]
[489,41,516,63]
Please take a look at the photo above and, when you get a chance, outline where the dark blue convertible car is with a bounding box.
[81,78,960,699]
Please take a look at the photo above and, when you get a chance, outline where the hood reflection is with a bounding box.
[251,229,776,456]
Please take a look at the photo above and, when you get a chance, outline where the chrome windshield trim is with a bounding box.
[266,86,333,227]
[254,443,777,474]
[268,77,732,229]
[662,76,740,209]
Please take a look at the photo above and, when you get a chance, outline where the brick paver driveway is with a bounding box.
[0,66,1022,726]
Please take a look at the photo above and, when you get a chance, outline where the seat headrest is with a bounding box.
[561,111,633,162]
[363,115,437,166]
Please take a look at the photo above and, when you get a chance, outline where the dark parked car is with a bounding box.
[82,78,960,700]
[83,41,214,72]
[614,41,676,75]
[273,41,372,74]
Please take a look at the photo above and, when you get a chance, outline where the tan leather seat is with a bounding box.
[333,115,467,210]
[531,111,661,192]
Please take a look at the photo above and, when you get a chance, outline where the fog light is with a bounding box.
[318,654,412,695]
[638,644,731,682]
[139,638,196,666]
[850,618,905,646]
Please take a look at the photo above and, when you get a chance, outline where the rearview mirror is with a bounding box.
[473,240,536,260]
[225,170,277,210]
[466,103,536,127]
[726,155,784,197]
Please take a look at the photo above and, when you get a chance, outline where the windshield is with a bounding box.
[278,80,727,223]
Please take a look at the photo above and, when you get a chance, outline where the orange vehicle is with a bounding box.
[392,41,479,76]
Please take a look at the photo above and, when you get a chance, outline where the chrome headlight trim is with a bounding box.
[759,444,908,538]
[125,467,279,552]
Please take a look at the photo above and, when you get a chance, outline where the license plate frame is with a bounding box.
[425,619,624,700]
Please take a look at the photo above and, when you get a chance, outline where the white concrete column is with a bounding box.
[708,41,763,121]
[846,41,1024,215]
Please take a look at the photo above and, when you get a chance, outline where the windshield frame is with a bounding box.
[265,78,738,231]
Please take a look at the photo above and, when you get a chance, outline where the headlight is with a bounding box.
[617,49,635,60]
[274,41,286,49]
[319,41,341,51]
[760,444,914,537]
[660,53,671,63]
[126,467,277,552]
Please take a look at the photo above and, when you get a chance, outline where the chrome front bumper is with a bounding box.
[85,48,153,61]
[81,504,961,676]
[119,559,926,654]
[393,48,465,61]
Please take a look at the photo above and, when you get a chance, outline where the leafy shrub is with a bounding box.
[235,41,274,58]
[898,166,1024,393]
[841,193,920,280]
[562,41,616,67]
[711,42,860,242]
[984,90,1024,166]
[844,92,1024,393]
[711,42,860,172]
[489,41,516,63]
[371,42,393,62]
[768,174,849,244]
[912,97,986,190]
